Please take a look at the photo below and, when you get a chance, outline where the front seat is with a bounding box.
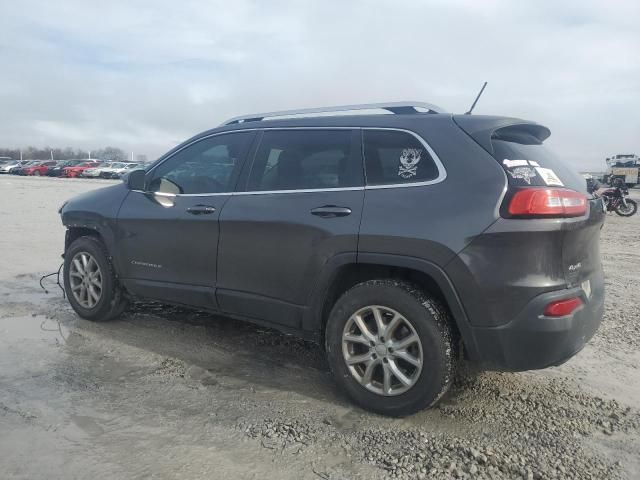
[275,149,303,190]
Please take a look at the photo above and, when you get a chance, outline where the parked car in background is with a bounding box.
[11,160,39,175]
[8,160,39,174]
[19,160,58,176]
[0,160,26,174]
[98,162,132,178]
[81,162,117,178]
[102,162,143,179]
[46,160,87,177]
[61,161,101,178]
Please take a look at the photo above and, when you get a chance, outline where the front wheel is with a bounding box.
[325,280,456,416]
[616,199,637,217]
[63,236,128,321]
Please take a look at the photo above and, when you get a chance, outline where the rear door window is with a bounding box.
[363,130,440,186]
[247,129,362,191]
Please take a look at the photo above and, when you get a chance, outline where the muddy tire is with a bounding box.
[325,280,456,417]
[63,236,128,321]
[615,199,637,217]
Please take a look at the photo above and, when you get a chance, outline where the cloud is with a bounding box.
[0,0,638,168]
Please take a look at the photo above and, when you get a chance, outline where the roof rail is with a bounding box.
[221,101,446,126]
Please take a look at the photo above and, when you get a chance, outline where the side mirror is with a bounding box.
[125,169,146,191]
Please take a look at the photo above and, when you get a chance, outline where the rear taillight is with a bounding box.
[543,297,583,317]
[507,188,587,218]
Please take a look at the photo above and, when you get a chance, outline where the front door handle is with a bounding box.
[310,205,352,218]
[186,205,216,215]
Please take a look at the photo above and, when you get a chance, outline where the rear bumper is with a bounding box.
[468,269,604,371]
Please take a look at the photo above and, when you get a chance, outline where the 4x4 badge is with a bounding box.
[398,148,422,178]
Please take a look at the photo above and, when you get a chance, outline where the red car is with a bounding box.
[62,161,100,178]
[22,161,58,176]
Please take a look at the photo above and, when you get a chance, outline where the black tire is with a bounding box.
[63,236,128,321]
[325,280,456,416]
[615,199,637,217]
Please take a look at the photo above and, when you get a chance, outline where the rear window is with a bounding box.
[363,130,440,186]
[491,129,586,193]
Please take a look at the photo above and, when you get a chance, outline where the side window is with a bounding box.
[363,130,440,185]
[247,130,361,191]
[148,131,254,194]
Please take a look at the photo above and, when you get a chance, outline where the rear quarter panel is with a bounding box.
[358,116,507,266]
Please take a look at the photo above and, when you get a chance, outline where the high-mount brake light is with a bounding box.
[507,188,587,218]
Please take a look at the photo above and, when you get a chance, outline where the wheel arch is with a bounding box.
[304,253,480,360]
[64,224,119,275]
[65,226,101,251]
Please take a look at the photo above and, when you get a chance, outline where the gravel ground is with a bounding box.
[0,176,639,479]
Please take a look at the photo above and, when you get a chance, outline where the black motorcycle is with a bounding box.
[600,183,637,217]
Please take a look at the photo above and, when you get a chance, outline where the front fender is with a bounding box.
[61,183,130,270]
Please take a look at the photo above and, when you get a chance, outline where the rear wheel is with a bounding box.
[63,236,128,321]
[33,170,41,176]
[615,199,637,217]
[325,280,456,416]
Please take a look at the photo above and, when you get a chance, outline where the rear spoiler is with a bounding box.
[453,115,551,155]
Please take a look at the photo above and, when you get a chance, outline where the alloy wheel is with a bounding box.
[69,252,103,309]
[342,305,423,396]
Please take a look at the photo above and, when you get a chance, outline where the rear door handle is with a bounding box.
[186,205,216,215]
[310,205,352,218]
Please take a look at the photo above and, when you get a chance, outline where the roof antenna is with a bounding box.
[465,81,488,115]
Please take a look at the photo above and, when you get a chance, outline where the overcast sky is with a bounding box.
[1,0,638,169]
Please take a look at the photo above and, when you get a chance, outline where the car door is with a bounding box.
[116,130,256,309]
[216,128,364,328]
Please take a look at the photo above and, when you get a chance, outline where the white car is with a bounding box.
[81,163,117,178]
[102,163,143,179]
[0,161,24,173]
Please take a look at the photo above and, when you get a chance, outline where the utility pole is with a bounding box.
[50,150,54,161]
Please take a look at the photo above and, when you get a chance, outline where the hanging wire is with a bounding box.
[39,263,66,299]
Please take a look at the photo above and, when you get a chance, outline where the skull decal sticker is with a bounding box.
[507,166,537,184]
[398,148,422,179]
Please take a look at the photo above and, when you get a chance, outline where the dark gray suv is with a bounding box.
[60,102,605,416]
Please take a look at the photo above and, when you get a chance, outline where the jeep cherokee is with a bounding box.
[59,102,605,416]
